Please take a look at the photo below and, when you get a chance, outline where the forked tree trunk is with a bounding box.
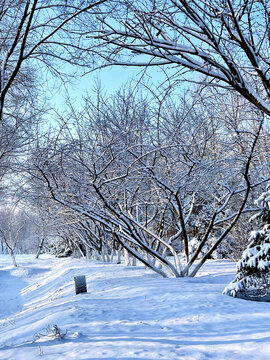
[8,248,17,267]
[94,249,101,261]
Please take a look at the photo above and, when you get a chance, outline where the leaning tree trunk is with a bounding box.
[36,238,45,259]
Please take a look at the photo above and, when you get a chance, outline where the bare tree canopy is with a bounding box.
[93,0,270,115]
[26,87,269,277]
[0,0,108,192]
[0,0,108,119]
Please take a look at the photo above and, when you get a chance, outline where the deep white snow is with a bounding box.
[0,255,270,360]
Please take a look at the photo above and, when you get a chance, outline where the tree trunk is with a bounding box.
[36,238,45,259]
[116,248,121,264]
[8,248,17,267]
[124,248,130,266]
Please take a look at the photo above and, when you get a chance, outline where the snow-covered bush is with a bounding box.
[223,190,270,301]
[48,238,73,258]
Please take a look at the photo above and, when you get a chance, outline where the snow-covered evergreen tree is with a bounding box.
[223,190,270,301]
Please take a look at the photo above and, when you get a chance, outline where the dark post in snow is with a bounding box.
[74,275,87,295]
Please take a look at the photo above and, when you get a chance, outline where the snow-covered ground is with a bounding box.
[0,255,270,360]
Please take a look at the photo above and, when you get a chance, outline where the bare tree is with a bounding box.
[93,0,270,116]
[27,86,268,277]
[0,0,109,199]
[0,204,27,266]
[0,0,109,116]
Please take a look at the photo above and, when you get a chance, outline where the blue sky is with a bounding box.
[47,63,189,115]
